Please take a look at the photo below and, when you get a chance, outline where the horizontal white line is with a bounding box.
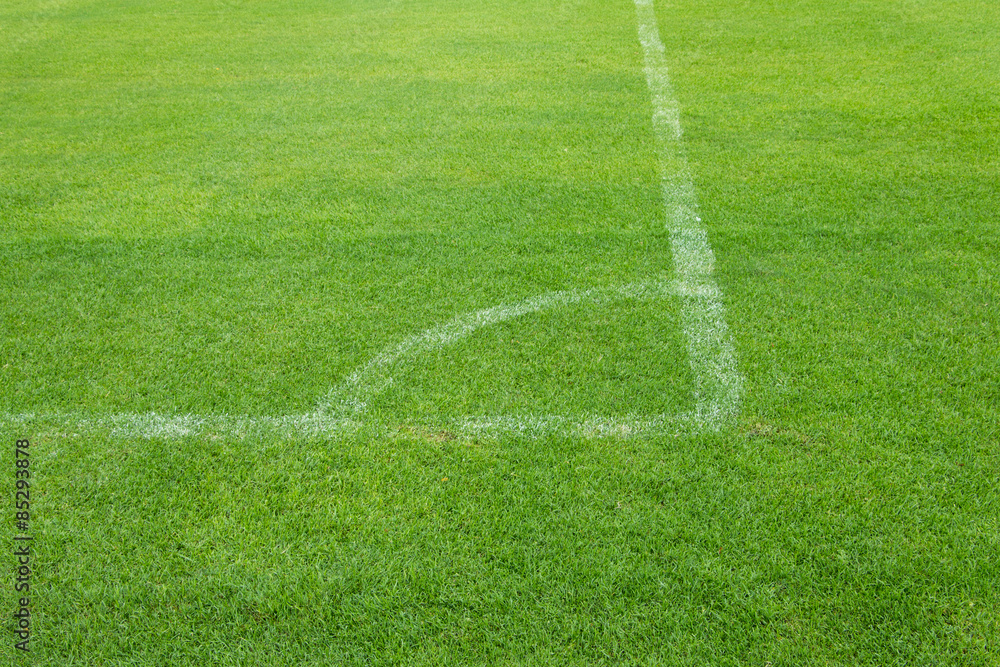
[2,409,708,441]
[1,412,362,440]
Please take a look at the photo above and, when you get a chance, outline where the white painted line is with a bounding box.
[1,411,361,440]
[633,0,742,430]
[1,0,741,441]
[456,414,690,439]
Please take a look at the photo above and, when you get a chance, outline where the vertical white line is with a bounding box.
[633,0,742,429]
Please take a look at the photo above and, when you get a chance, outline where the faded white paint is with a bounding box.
[633,0,742,429]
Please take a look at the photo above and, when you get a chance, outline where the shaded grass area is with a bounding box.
[0,228,682,416]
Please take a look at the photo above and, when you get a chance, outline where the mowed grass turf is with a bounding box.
[1,0,998,664]
[1,0,685,419]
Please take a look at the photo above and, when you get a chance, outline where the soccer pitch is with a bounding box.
[2,0,998,664]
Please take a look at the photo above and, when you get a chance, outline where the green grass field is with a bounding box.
[2,0,999,664]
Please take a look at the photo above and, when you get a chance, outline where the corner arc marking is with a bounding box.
[315,280,680,421]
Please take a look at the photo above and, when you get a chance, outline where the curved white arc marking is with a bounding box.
[315,280,678,419]
[2,268,733,440]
